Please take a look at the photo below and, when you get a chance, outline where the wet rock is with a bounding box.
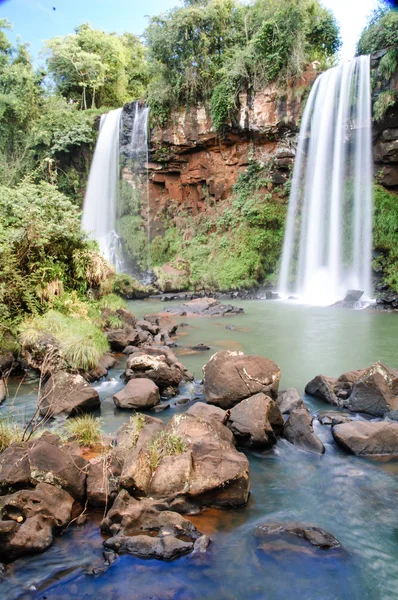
[317,411,352,425]
[343,290,364,302]
[225,325,237,331]
[152,403,170,413]
[255,522,340,549]
[277,388,304,414]
[305,375,339,406]
[143,314,178,337]
[113,378,160,410]
[190,344,210,351]
[192,535,211,555]
[106,327,140,352]
[0,381,6,404]
[87,449,124,508]
[0,483,75,560]
[203,350,280,409]
[175,397,190,405]
[136,319,160,336]
[179,322,189,327]
[160,297,244,317]
[332,421,398,455]
[39,371,100,417]
[104,533,193,560]
[85,353,117,383]
[228,393,283,448]
[283,407,325,454]
[123,345,140,355]
[347,363,398,417]
[0,444,31,494]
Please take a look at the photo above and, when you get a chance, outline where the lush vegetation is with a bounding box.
[145,0,341,128]
[150,159,287,290]
[64,414,103,447]
[357,1,398,55]
[373,184,398,292]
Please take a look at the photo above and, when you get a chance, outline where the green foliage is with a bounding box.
[112,273,152,298]
[150,160,286,289]
[19,310,109,370]
[374,90,397,121]
[145,0,340,128]
[44,23,148,110]
[373,184,398,292]
[357,3,398,55]
[0,419,22,453]
[148,430,187,470]
[64,414,103,447]
[129,413,146,448]
[99,293,127,311]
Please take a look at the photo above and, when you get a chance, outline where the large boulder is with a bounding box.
[186,402,228,425]
[277,388,304,414]
[305,362,398,417]
[125,353,185,395]
[332,421,398,456]
[101,491,202,560]
[106,327,139,352]
[0,483,75,560]
[203,351,280,409]
[283,407,325,454]
[228,393,283,448]
[39,371,100,417]
[113,378,160,410]
[0,434,88,500]
[160,297,244,317]
[119,412,250,510]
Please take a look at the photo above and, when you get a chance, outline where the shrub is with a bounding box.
[99,294,127,311]
[373,184,398,292]
[357,3,398,55]
[64,414,102,447]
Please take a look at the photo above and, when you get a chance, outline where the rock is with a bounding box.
[136,319,160,336]
[255,522,340,549]
[305,375,339,406]
[228,393,283,448]
[332,421,398,455]
[0,483,75,560]
[101,491,201,560]
[0,435,88,500]
[87,449,124,508]
[104,533,193,560]
[277,388,304,414]
[283,407,325,454]
[186,402,228,425]
[317,411,352,425]
[125,354,183,395]
[113,378,160,410]
[39,371,100,417]
[106,327,140,352]
[343,290,364,302]
[160,297,244,317]
[152,403,170,413]
[225,325,237,331]
[143,314,178,336]
[0,381,6,404]
[190,344,210,351]
[192,535,211,555]
[347,363,398,417]
[119,412,249,509]
[0,352,14,375]
[203,350,280,409]
[85,353,117,383]
[131,344,193,382]
[116,308,137,328]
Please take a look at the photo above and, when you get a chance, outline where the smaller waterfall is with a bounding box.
[278,56,373,305]
[82,108,123,268]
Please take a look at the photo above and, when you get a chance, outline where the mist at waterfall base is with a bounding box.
[82,102,151,281]
[279,56,373,306]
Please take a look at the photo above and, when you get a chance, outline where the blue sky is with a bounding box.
[0,0,379,62]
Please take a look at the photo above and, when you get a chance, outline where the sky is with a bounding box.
[0,0,380,62]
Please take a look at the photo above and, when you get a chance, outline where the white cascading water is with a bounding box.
[82,107,123,269]
[278,56,373,305]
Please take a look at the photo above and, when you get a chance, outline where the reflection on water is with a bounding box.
[1,300,398,599]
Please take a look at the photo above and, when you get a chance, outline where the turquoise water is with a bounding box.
[2,300,398,600]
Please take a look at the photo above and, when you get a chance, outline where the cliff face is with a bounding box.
[146,67,317,225]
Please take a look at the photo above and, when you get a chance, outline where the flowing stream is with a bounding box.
[2,301,398,600]
[279,56,373,304]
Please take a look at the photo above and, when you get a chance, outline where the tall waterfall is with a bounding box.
[82,103,151,275]
[278,56,373,305]
[82,107,123,269]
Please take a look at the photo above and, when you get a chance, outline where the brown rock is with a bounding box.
[228,393,283,448]
[106,327,139,352]
[348,363,398,417]
[113,378,160,410]
[125,354,183,393]
[39,371,100,417]
[203,350,280,409]
[332,421,398,455]
[277,388,304,414]
[283,408,325,455]
[87,449,124,508]
[305,375,338,405]
[186,402,228,425]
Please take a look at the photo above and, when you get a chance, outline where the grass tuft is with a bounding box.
[99,294,127,311]
[64,414,103,447]
[148,430,187,470]
[0,420,23,453]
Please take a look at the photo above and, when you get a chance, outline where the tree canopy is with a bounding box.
[357,1,398,55]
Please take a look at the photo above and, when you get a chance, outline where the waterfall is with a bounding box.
[82,107,123,269]
[82,102,151,276]
[278,56,373,305]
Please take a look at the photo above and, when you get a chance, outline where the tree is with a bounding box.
[44,24,149,109]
